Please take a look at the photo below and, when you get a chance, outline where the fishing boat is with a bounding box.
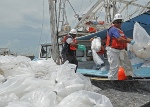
[0,48,17,56]
[37,0,150,106]
[39,0,150,78]
[76,10,150,79]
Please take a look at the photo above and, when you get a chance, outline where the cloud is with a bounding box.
[0,0,148,57]
[0,39,20,53]
[0,0,50,56]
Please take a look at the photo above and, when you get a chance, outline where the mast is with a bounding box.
[48,0,60,63]
[74,0,149,33]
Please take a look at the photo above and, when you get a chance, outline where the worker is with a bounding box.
[90,36,105,70]
[62,34,68,43]
[41,47,47,57]
[61,29,85,73]
[106,13,135,80]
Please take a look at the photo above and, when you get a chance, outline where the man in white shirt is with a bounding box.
[61,29,78,72]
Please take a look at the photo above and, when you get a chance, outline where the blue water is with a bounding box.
[77,67,150,77]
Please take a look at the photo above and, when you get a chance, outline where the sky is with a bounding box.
[0,0,147,57]
[0,0,97,57]
[0,0,51,57]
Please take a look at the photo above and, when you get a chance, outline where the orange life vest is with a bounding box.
[70,38,77,50]
[106,26,127,50]
[62,35,68,42]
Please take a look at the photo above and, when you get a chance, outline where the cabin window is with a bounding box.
[76,50,84,57]
[40,46,51,58]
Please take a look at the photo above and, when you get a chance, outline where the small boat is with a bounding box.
[0,48,17,56]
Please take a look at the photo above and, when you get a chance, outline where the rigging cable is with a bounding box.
[39,0,45,44]
[80,0,94,15]
[71,0,94,27]
[67,0,77,16]
[35,0,45,57]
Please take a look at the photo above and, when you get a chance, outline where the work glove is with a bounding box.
[77,44,86,51]
[130,40,135,45]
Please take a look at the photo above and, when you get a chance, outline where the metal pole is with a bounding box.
[48,0,60,63]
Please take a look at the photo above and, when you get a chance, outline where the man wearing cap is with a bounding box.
[106,13,135,80]
[61,29,78,72]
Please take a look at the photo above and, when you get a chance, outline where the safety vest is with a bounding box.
[62,34,68,43]
[61,36,77,56]
[106,26,127,50]
[70,38,77,50]
[62,35,77,50]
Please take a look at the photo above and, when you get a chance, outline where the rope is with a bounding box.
[80,0,94,15]
[35,0,45,57]
[39,0,45,44]
[67,0,77,15]
[70,0,95,27]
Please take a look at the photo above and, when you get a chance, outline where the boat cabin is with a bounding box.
[38,43,63,60]
[38,40,109,69]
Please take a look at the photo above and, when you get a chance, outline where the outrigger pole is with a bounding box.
[48,0,60,64]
